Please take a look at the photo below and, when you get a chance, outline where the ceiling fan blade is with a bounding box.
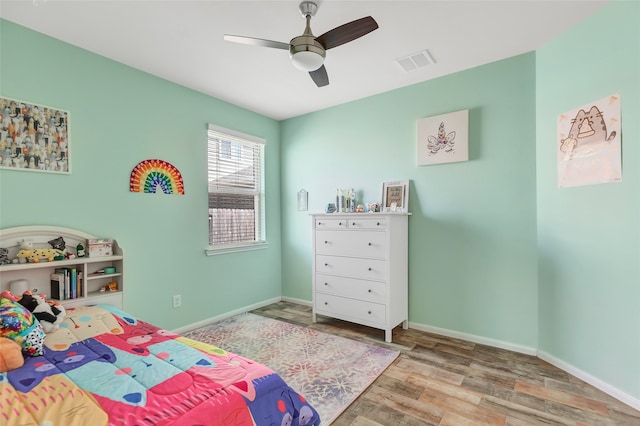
[224,34,289,50]
[309,65,329,87]
[315,16,378,50]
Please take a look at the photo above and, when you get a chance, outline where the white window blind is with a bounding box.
[207,124,265,248]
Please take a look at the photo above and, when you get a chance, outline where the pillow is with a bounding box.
[0,297,45,356]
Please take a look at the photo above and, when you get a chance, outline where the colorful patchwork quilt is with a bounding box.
[1,305,320,426]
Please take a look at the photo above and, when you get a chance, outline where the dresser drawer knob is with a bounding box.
[368,267,372,271]
[368,242,372,246]
[352,222,356,226]
[324,302,328,306]
[339,222,343,225]
[377,222,380,226]
[318,222,322,225]
[368,289,372,293]
[325,263,328,266]
[324,282,328,286]
[324,240,328,244]
[368,311,372,315]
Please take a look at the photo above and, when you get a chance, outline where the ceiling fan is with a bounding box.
[224,1,378,87]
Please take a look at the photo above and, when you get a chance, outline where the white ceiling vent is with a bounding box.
[395,49,435,72]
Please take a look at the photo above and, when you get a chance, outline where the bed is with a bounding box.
[1,302,321,426]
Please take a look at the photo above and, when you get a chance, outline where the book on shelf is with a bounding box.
[50,273,64,300]
[77,271,83,297]
[65,270,70,300]
[54,268,68,300]
[70,268,77,299]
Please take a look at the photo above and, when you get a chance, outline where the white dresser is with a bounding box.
[311,213,409,343]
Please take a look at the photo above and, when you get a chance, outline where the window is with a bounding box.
[207,124,266,254]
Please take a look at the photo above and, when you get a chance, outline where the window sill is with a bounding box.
[205,241,269,256]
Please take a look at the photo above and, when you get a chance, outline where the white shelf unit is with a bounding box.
[0,226,124,309]
[311,213,409,343]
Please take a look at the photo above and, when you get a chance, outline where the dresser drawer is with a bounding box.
[316,255,387,281]
[348,218,387,230]
[315,218,347,229]
[315,293,386,326]
[315,273,386,303]
[315,230,386,259]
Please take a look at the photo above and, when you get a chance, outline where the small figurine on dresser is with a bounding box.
[336,188,345,212]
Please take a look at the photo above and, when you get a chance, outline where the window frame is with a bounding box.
[205,124,268,256]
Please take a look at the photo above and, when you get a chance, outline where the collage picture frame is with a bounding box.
[381,180,409,213]
[0,96,71,174]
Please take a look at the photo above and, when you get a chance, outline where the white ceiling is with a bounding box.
[1,0,609,121]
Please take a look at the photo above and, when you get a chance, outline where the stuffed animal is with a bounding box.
[16,241,65,263]
[0,247,11,265]
[17,292,66,333]
[48,236,66,251]
[0,337,24,372]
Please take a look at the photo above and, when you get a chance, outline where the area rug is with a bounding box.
[183,312,399,425]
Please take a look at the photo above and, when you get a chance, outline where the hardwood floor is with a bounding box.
[251,301,640,426]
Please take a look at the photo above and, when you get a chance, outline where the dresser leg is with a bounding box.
[385,329,392,343]
[403,319,408,329]
[312,311,317,323]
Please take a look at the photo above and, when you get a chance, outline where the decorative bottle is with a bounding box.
[350,188,356,212]
[76,242,86,258]
[345,188,351,212]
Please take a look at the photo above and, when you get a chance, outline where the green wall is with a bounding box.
[536,0,640,401]
[281,53,539,350]
[281,0,640,403]
[0,19,283,330]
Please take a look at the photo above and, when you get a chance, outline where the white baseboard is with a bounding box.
[281,296,312,306]
[408,321,538,356]
[537,350,640,411]
[172,296,281,334]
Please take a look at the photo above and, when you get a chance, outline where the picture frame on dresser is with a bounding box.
[381,180,409,213]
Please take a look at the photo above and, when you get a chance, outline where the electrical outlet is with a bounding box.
[172,294,181,308]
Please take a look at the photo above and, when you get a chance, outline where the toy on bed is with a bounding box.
[0,336,24,372]
[1,290,66,333]
[0,296,46,356]
[17,291,67,333]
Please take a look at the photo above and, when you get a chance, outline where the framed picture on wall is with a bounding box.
[417,109,469,166]
[381,180,409,213]
[0,96,71,174]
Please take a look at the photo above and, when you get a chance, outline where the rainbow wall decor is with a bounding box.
[129,159,185,195]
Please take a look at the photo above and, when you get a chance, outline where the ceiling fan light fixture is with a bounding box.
[289,35,326,71]
[291,50,325,71]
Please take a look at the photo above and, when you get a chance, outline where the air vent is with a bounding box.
[395,49,435,72]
